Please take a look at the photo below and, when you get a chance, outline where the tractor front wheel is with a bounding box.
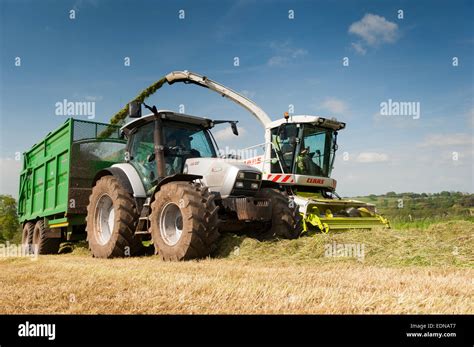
[86,175,143,258]
[150,182,219,261]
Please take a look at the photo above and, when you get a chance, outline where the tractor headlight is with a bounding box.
[238,172,245,179]
[250,182,259,190]
[235,181,244,188]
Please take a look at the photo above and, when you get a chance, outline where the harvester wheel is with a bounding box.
[32,220,61,255]
[150,181,219,261]
[255,188,302,240]
[86,175,143,258]
[21,222,34,254]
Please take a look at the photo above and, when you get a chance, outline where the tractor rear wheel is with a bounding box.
[150,182,219,261]
[21,222,34,254]
[32,220,61,255]
[255,188,302,240]
[86,175,143,258]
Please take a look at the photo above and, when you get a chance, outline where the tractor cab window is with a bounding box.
[129,120,217,188]
[163,122,216,176]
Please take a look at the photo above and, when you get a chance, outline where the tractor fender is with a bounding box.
[150,174,203,202]
[92,163,147,198]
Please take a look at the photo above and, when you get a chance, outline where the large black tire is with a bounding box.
[21,222,34,254]
[255,188,302,240]
[150,182,219,261]
[86,175,143,258]
[32,220,61,255]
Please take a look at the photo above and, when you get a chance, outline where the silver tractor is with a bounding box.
[85,103,300,261]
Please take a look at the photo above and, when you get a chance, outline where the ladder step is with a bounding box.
[135,230,151,235]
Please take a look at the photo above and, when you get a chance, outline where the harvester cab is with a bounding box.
[253,115,390,233]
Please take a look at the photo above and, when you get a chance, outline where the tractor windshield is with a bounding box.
[271,123,337,177]
[129,120,217,190]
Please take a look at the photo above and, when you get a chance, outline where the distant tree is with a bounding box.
[386,191,397,197]
[0,195,20,241]
[368,194,377,201]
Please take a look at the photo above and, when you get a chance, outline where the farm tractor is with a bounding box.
[18,107,300,260]
[158,71,390,233]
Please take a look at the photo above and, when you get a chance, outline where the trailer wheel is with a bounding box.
[150,182,219,261]
[86,175,143,258]
[255,188,302,240]
[21,222,35,254]
[32,220,61,255]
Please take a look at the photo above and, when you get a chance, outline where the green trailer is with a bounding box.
[18,118,126,253]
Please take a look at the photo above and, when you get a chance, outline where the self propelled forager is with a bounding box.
[151,70,390,233]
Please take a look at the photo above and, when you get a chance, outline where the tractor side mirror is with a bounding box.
[128,101,142,118]
[231,122,239,136]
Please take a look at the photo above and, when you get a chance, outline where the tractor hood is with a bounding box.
[183,157,262,198]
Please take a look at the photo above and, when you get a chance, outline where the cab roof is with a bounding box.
[121,110,214,136]
[267,115,346,131]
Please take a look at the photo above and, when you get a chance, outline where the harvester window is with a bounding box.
[298,126,333,177]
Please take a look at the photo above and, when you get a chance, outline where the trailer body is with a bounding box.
[18,118,126,235]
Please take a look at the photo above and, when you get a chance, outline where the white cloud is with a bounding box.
[418,133,473,147]
[349,13,399,54]
[321,98,348,114]
[267,40,308,67]
[267,56,288,67]
[213,126,247,141]
[356,152,389,163]
[351,42,367,55]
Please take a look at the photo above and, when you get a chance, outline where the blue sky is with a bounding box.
[0,0,473,197]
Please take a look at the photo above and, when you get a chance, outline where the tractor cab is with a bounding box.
[121,111,219,191]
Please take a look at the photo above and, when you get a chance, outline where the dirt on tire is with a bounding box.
[86,175,143,258]
[254,188,302,240]
[150,181,219,261]
[32,220,61,255]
